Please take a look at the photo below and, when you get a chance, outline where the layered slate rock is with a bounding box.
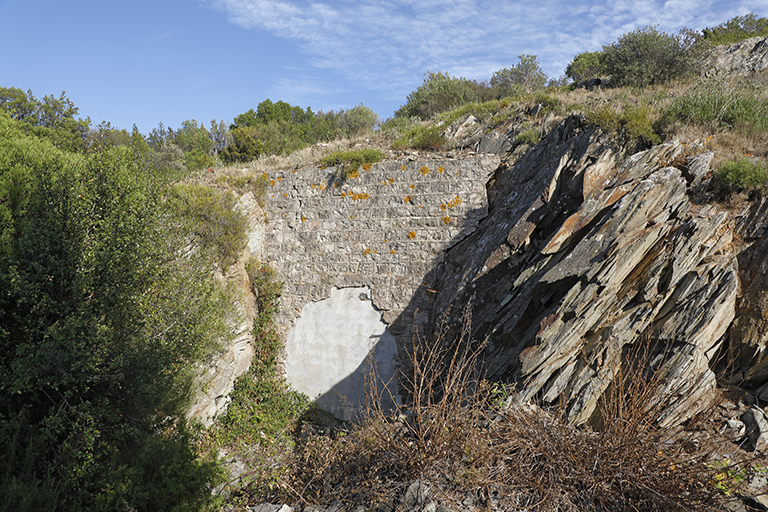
[433,114,739,426]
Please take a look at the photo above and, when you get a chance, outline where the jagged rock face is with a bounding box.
[704,36,768,77]
[434,114,740,427]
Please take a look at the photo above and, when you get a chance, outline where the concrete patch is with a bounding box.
[285,286,399,421]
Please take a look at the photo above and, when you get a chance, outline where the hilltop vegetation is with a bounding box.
[1,12,768,512]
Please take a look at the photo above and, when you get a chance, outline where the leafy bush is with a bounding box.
[601,26,701,87]
[220,127,265,163]
[320,149,386,179]
[0,114,228,511]
[491,54,548,94]
[396,71,479,119]
[339,104,379,137]
[701,13,768,46]
[391,124,446,151]
[663,79,768,135]
[565,51,605,83]
[168,183,248,269]
[586,105,661,146]
[716,156,768,192]
[207,259,312,497]
[516,126,542,145]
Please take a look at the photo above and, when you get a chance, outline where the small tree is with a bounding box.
[601,26,700,87]
[565,51,605,83]
[396,71,478,119]
[491,54,548,95]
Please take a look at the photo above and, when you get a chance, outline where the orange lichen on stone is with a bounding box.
[341,192,347,198]
[390,249,396,254]
[420,166,429,175]
[445,195,463,209]
[363,248,371,255]
[389,177,395,184]
[269,179,276,187]
[438,166,445,173]
[284,193,288,198]
[334,183,340,188]
[277,177,282,181]
[408,231,416,239]
[349,170,359,179]
[410,184,415,190]
[401,165,406,171]
[301,216,307,222]
[311,183,317,189]
[320,183,327,190]
[440,204,447,211]
[404,195,413,204]
[362,164,372,171]
[442,216,450,224]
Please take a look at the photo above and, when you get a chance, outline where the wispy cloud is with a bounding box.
[205,0,768,93]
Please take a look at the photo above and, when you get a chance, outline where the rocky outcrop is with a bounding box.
[433,114,746,426]
[704,36,768,77]
[188,191,265,427]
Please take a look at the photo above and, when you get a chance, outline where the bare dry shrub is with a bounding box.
[255,315,727,511]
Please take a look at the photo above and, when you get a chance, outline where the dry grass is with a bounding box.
[236,309,730,512]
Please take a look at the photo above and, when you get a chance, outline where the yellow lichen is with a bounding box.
[408,231,416,239]
[349,170,359,179]
[410,184,415,190]
[401,164,406,171]
[442,216,450,224]
[341,192,347,198]
[301,216,307,222]
[334,183,340,188]
[404,195,413,204]
[389,177,395,184]
[269,179,276,187]
[440,204,447,210]
[363,248,371,255]
[311,183,317,189]
[390,249,396,255]
[362,164,372,171]
[420,166,429,175]
[438,166,445,173]
[277,176,283,181]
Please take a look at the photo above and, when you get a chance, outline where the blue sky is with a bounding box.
[1,0,766,134]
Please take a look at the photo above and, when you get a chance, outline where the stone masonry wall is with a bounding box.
[259,153,499,415]
[262,154,499,336]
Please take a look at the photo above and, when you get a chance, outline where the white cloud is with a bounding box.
[205,0,768,97]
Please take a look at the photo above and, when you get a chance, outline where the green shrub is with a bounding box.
[169,184,248,269]
[516,126,542,145]
[565,51,605,83]
[586,105,661,146]
[320,149,386,178]
[396,71,479,119]
[491,54,548,94]
[601,26,701,87]
[701,13,768,46]
[663,79,768,135]
[716,156,768,192]
[339,104,379,137]
[0,115,227,511]
[391,124,446,151]
[220,127,264,163]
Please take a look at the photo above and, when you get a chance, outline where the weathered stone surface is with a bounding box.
[704,36,768,77]
[188,192,265,426]
[261,155,499,416]
[431,116,738,426]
